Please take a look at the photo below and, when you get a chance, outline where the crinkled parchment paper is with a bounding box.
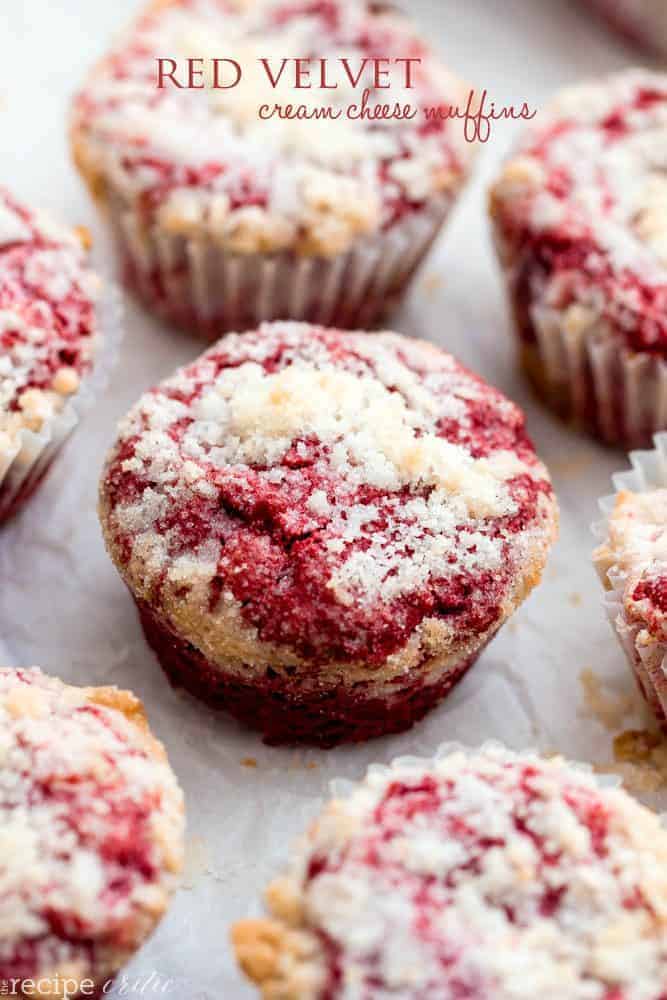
[1,1,664,996]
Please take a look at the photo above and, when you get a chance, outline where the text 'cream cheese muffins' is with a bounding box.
[70,0,476,338]
[98,321,557,747]
[233,744,667,999]
[594,431,667,723]
[0,188,120,525]
[490,69,667,448]
[0,667,184,999]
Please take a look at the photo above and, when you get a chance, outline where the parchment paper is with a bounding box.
[1,2,664,996]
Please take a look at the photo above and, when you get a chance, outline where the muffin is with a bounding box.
[584,0,667,58]
[490,69,667,448]
[593,432,667,723]
[0,666,184,998]
[98,321,557,747]
[0,186,119,525]
[233,743,667,999]
[70,0,476,338]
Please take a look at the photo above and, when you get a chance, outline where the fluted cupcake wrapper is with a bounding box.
[329,740,627,802]
[593,432,667,723]
[108,191,452,340]
[0,279,123,525]
[515,300,667,448]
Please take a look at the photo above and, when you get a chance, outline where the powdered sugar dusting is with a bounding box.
[267,746,667,999]
[596,488,667,641]
[0,667,184,989]
[0,188,101,459]
[102,322,555,665]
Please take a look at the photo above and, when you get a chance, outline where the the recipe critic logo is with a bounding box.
[155,56,536,142]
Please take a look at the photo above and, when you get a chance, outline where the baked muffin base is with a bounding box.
[509,287,667,449]
[98,323,556,746]
[136,598,486,748]
[109,192,449,339]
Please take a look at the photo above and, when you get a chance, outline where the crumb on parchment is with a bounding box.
[579,668,667,794]
[579,667,638,732]
[182,835,211,889]
[548,453,594,481]
[421,271,443,298]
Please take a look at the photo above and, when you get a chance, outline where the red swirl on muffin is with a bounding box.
[0,188,104,523]
[0,667,184,997]
[99,322,557,746]
[490,69,667,446]
[233,745,667,999]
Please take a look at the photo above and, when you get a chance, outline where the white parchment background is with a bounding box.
[1,2,664,996]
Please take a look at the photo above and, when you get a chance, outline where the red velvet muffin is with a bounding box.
[233,744,667,999]
[70,0,476,338]
[0,187,118,525]
[490,69,667,448]
[0,667,184,998]
[99,322,557,747]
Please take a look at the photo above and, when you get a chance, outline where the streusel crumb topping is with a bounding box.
[72,0,475,255]
[0,667,184,987]
[251,747,667,999]
[492,69,667,356]
[101,322,555,666]
[0,189,100,462]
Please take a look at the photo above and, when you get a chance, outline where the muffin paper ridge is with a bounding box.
[509,295,667,448]
[108,191,450,338]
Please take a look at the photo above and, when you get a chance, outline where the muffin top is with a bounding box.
[100,322,556,674]
[0,188,101,462]
[234,745,667,1000]
[0,667,184,990]
[71,0,475,256]
[595,487,667,642]
[491,68,667,356]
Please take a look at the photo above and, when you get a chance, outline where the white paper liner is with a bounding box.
[329,740,624,801]
[0,279,123,524]
[107,191,452,339]
[523,303,667,447]
[593,431,667,723]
